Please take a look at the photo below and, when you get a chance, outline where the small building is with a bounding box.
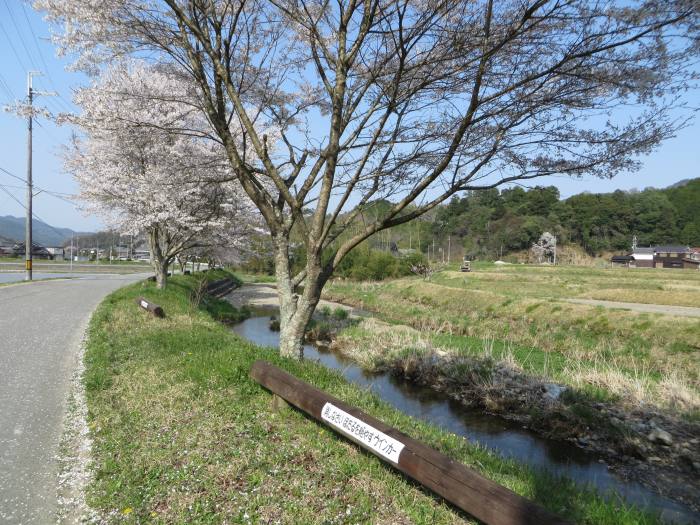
[114,245,131,260]
[682,259,700,269]
[46,247,65,261]
[610,245,699,270]
[0,236,16,256]
[653,245,697,269]
[629,247,654,268]
[11,242,53,259]
[611,255,635,268]
[133,249,151,262]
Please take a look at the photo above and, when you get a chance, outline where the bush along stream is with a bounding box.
[232,312,700,525]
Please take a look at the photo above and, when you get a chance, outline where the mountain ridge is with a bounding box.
[0,215,92,247]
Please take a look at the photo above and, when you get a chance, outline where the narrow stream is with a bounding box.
[233,315,698,524]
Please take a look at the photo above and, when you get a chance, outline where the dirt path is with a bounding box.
[224,283,369,317]
[565,298,700,318]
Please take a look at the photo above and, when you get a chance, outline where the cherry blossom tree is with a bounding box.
[37,0,699,357]
[531,232,557,264]
[64,61,257,288]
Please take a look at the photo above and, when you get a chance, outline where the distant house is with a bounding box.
[611,245,699,270]
[630,247,654,268]
[0,236,16,256]
[133,249,151,261]
[12,242,53,259]
[114,245,130,260]
[610,255,634,267]
[653,245,699,270]
[45,247,65,261]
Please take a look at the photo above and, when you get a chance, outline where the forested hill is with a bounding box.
[392,178,699,259]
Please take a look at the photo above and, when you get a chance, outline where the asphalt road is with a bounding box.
[0,274,146,524]
[0,262,151,274]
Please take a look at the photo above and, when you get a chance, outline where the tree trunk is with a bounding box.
[274,234,319,359]
[147,228,169,289]
[278,305,314,358]
[153,258,169,289]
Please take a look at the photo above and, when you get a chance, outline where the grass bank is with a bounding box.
[82,270,654,524]
[324,265,700,416]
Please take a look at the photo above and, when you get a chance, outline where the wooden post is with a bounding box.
[250,361,569,525]
[135,297,165,318]
[271,394,289,412]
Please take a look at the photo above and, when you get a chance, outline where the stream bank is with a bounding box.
[331,317,700,516]
[232,313,699,524]
[227,283,700,523]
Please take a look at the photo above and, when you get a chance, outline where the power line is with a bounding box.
[0,166,26,184]
[17,1,73,114]
[0,182,74,242]
[0,17,29,73]
[19,2,46,66]
[2,0,39,68]
[0,182,26,190]
[0,165,75,202]
[34,118,62,144]
[0,71,15,101]
[0,183,25,208]
[35,189,76,205]
[0,1,71,116]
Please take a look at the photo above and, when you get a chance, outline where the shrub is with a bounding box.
[332,307,349,320]
[319,305,332,317]
[335,247,427,281]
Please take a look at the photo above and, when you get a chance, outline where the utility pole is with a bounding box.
[24,71,55,281]
[25,72,36,281]
[70,234,74,272]
[417,224,421,255]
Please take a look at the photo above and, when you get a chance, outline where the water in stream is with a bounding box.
[233,315,699,524]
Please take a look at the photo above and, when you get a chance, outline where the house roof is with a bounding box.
[654,245,691,253]
[632,247,654,254]
[611,255,634,262]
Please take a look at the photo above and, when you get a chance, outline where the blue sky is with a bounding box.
[0,2,698,232]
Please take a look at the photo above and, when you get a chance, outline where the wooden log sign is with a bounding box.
[135,296,165,318]
[250,361,570,525]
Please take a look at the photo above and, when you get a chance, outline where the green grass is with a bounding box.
[236,271,276,284]
[324,267,700,415]
[82,271,658,524]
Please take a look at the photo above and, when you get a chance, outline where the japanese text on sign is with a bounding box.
[321,402,404,463]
